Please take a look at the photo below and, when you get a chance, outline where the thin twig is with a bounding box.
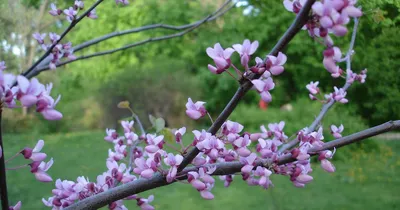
[65,120,400,209]
[25,0,235,79]
[72,0,233,53]
[20,0,105,79]
[177,0,317,172]
[128,114,146,170]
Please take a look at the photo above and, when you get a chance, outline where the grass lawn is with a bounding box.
[3,131,400,209]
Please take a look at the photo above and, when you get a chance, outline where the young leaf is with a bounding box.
[155,118,166,132]
[117,101,130,109]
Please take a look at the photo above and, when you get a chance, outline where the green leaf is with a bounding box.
[117,101,130,109]
[159,128,175,144]
[149,115,156,126]
[155,118,166,132]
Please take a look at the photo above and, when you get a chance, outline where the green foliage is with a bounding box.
[97,58,202,129]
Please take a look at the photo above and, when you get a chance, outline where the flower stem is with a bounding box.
[207,112,214,124]
[6,164,28,170]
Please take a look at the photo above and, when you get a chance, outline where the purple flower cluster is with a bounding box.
[0,61,62,120]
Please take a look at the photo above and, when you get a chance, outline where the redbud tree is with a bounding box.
[0,0,399,209]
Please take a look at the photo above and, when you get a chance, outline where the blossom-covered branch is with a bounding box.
[279,17,360,153]
[65,120,400,209]
[24,0,235,79]
[177,0,317,172]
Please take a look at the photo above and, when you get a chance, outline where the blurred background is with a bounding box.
[1,0,399,209]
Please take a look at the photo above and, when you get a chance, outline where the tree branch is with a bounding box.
[0,108,9,209]
[278,18,360,153]
[177,0,317,172]
[24,0,235,79]
[72,0,233,53]
[20,0,105,79]
[65,120,400,209]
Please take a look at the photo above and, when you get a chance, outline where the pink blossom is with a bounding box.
[108,144,127,161]
[107,160,128,182]
[222,120,244,135]
[16,76,42,107]
[253,166,273,187]
[121,120,134,133]
[104,128,119,142]
[232,39,259,67]
[49,3,61,16]
[87,9,98,19]
[9,201,22,210]
[251,77,275,102]
[219,175,234,187]
[32,32,46,44]
[268,121,288,142]
[109,200,128,210]
[257,139,279,158]
[133,157,157,178]
[296,142,312,160]
[74,0,84,9]
[283,0,306,13]
[330,124,344,138]
[306,81,319,95]
[21,140,47,162]
[164,153,184,182]
[321,159,335,172]
[323,47,342,77]
[185,98,207,120]
[36,94,63,120]
[187,168,215,200]
[266,52,287,75]
[116,0,129,5]
[318,149,336,173]
[206,43,235,74]
[333,86,348,103]
[309,127,325,148]
[240,153,257,174]
[49,32,60,44]
[233,135,251,157]
[125,131,138,145]
[196,136,224,160]
[137,195,155,210]
[174,127,186,143]
[144,134,164,153]
[192,129,211,145]
[30,158,54,182]
[63,7,77,22]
